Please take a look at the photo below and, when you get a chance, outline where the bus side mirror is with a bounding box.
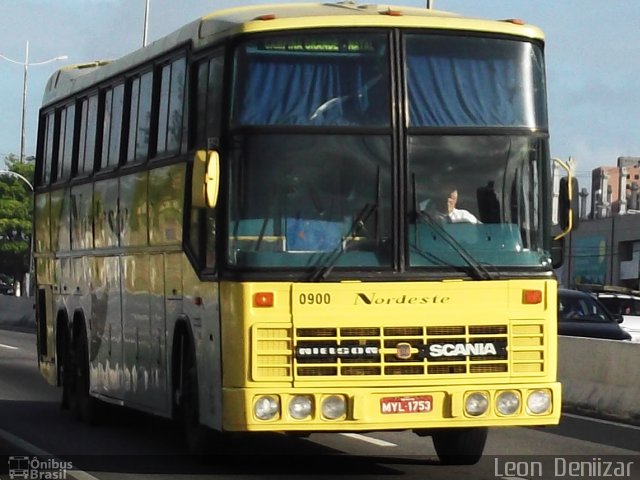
[551,236,564,269]
[192,150,220,208]
[559,176,580,231]
[553,158,579,241]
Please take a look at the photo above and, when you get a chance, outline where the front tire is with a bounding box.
[431,427,488,465]
[175,334,218,456]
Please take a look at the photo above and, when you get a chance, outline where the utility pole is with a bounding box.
[143,0,150,47]
[0,44,67,163]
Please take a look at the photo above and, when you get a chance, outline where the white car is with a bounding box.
[594,292,640,342]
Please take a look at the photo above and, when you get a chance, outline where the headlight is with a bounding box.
[465,392,489,416]
[254,395,279,420]
[289,395,313,420]
[527,390,551,414]
[496,391,520,415]
[322,395,346,420]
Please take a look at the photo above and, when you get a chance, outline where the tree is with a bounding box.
[0,154,34,291]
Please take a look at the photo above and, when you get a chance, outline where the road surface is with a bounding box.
[1,329,638,480]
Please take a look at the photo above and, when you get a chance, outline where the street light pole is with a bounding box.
[0,170,34,191]
[20,41,29,164]
[0,43,67,163]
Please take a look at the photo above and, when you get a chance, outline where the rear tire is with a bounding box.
[431,427,488,465]
[70,324,102,424]
[59,325,71,411]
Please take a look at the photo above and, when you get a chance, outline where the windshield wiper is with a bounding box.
[410,173,495,280]
[310,202,377,282]
[414,209,496,280]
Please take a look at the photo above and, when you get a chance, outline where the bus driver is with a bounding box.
[426,187,480,224]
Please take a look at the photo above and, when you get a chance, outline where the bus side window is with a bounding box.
[38,111,56,186]
[188,52,224,271]
[55,103,75,182]
[76,94,98,177]
[192,53,224,150]
[157,57,186,157]
[190,209,216,270]
[126,71,153,164]
[99,83,125,171]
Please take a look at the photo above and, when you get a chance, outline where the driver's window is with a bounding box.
[188,52,224,272]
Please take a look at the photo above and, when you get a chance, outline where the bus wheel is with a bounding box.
[431,427,488,465]
[178,341,213,456]
[59,326,71,411]
[71,326,101,424]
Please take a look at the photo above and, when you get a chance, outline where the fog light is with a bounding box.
[465,392,489,416]
[254,395,279,420]
[527,390,551,414]
[496,391,520,415]
[289,395,313,420]
[322,395,346,420]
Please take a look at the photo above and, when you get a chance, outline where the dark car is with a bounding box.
[558,288,631,340]
[0,281,14,295]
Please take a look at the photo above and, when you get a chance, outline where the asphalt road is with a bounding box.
[1,329,638,480]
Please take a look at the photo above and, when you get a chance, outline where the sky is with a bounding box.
[1,0,639,191]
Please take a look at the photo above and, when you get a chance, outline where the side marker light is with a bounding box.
[254,292,274,307]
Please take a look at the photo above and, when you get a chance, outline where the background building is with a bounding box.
[561,156,640,289]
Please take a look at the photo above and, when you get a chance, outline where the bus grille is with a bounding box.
[253,323,544,380]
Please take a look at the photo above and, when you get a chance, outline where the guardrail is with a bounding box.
[559,336,640,425]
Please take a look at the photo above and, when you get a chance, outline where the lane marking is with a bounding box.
[564,412,640,431]
[0,427,102,480]
[340,433,397,447]
[0,343,18,350]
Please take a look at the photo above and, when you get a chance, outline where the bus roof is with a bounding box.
[42,2,544,107]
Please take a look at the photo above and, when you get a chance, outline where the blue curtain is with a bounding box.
[406,37,545,128]
[235,55,386,126]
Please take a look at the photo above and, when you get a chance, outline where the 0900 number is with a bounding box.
[299,293,331,305]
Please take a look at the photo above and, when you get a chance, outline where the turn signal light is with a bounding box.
[522,289,542,304]
[254,292,274,307]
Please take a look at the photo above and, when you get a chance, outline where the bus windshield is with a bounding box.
[228,33,393,270]
[408,135,550,269]
[227,31,550,272]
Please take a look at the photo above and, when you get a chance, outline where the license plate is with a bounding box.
[380,395,433,414]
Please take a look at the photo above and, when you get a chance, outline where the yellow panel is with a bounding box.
[120,172,148,247]
[291,280,516,323]
[72,256,90,296]
[223,279,557,393]
[71,183,93,250]
[34,193,51,253]
[513,363,543,373]
[512,337,543,347]
[93,179,119,248]
[50,189,70,252]
[36,257,54,286]
[512,325,543,335]
[513,351,543,361]
[149,164,185,246]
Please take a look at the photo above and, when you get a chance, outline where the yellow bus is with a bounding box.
[34,2,575,464]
